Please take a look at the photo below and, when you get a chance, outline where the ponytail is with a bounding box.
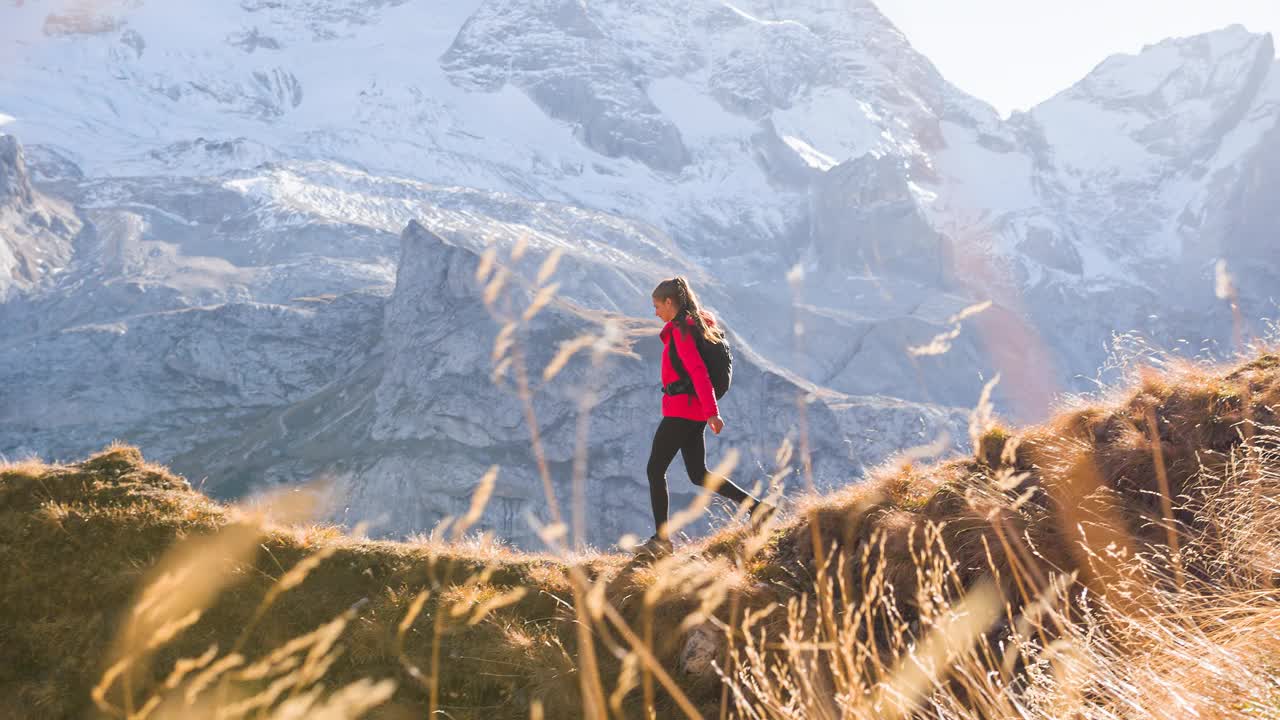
[652,276,723,343]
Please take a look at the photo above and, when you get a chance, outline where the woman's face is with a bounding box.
[652,295,678,323]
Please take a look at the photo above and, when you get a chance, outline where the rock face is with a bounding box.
[679,621,720,678]
[0,135,79,301]
[2,3,1279,545]
[442,0,692,173]
[0,135,35,205]
[1207,86,1280,302]
[811,154,950,284]
[162,221,962,546]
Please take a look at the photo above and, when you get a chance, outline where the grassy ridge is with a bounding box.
[4,353,1280,718]
[0,446,742,718]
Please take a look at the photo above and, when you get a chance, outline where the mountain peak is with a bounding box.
[1027,25,1276,177]
[1068,25,1274,111]
[392,220,476,310]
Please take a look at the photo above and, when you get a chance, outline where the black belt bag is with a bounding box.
[661,378,694,396]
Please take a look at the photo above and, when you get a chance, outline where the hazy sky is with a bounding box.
[873,0,1280,117]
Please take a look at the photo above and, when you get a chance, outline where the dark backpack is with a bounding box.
[667,318,733,400]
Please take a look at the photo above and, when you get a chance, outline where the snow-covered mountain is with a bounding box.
[0,0,1004,256]
[2,0,1277,544]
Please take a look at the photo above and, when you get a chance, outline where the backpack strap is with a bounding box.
[665,314,695,395]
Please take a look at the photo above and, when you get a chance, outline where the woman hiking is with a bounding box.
[637,277,771,558]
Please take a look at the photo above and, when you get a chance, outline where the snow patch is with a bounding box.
[772,88,886,164]
[782,135,836,171]
[930,121,1037,213]
[719,2,808,29]
[1034,98,1157,177]
[648,76,756,143]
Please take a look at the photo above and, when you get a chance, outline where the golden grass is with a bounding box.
[5,351,1280,718]
[0,445,591,719]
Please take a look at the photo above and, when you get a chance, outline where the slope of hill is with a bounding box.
[5,351,1280,718]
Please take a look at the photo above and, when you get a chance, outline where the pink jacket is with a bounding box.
[660,313,720,422]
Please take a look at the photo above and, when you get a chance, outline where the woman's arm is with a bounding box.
[672,323,719,419]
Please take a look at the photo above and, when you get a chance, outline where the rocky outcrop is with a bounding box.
[811,154,951,284]
[442,0,691,173]
[171,220,963,547]
[0,289,385,465]
[0,135,36,207]
[1205,102,1280,313]
[0,135,80,301]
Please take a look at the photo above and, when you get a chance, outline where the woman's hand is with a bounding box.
[708,415,725,435]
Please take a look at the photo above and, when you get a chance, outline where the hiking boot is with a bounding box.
[749,501,778,529]
[634,534,673,560]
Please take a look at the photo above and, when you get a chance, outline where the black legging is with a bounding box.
[646,416,760,534]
